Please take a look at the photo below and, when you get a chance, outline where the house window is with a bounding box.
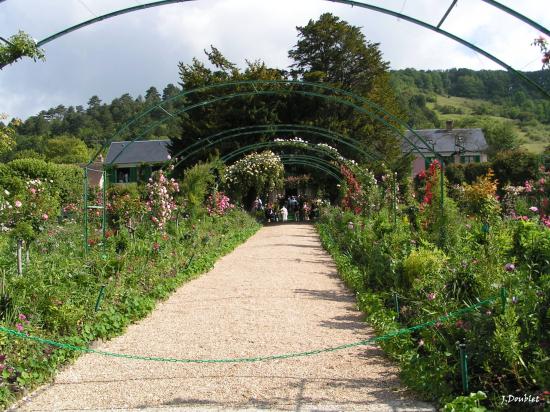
[116,168,130,183]
[460,155,481,164]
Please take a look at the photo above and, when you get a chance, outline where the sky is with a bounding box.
[1,0,549,121]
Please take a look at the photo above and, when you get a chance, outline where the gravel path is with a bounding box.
[16,223,433,412]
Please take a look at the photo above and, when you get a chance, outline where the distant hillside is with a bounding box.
[390,68,550,154]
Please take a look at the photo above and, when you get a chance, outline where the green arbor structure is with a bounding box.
[83,79,445,251]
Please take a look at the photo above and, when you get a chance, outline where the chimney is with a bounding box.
[446,120,454,131]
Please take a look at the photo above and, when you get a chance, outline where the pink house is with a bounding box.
[403,121,488,176]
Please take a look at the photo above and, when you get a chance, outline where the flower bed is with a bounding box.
[0,209,260,408]
[317,205,549,410]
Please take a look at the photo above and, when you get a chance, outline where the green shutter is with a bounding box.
[108,168,116,184]
[129,167,138,182]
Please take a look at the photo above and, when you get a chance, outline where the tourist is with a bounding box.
[265,204,276,222]
[280,205,288,222]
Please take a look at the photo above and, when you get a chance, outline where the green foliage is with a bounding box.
[512,220,550,278]
[491,149,539,186]
[106,184,144,230]
[443,392,488,412]
[43,136,89,164]
[6,158,83,206]
[0,115,17,157]
[9,222,35,243]
[0,31,45,69]
[402,247,447,288]
[178,161,219,217]
[493,307,525,379]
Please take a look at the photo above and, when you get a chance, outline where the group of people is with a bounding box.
[253,195,320,223]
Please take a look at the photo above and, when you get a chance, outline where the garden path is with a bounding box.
[17,223,433,412]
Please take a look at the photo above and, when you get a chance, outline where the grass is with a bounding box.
[428,94,549,153]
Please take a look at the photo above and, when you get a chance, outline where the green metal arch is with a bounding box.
[102,80,438,170]
[171,123,382,161]
[221,140,349,165]
[281,160,342,184]
[279,154,343,181]
[28,0,548,98]
[170,124,381,171]
[280,159,342,183]
[277,154,343,177]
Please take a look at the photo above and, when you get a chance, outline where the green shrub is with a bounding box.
[7,158,83,206]
[402,246,447,289]
[491,149,538,187]
[463,163,491,184]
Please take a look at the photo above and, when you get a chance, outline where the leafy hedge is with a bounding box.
[0,209,260,408]
[0,158,83,206]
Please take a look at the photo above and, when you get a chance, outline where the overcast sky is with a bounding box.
[1,0,548,121]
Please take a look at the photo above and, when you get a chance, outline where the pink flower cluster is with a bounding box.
[206,192,234,217]
[146,171,179,230]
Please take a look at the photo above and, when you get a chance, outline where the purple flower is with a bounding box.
[0,354,6,362]
[15,323,24,332]
[427,292,436,301]
[505,263,516,272]
[18,313,27,321]
[529,206,539,213]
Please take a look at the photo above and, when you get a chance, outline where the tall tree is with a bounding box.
[288,13,404,162]
[289,13,387,93]
[170,46,286,170]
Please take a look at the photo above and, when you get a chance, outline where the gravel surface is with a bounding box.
[16,223,433,412]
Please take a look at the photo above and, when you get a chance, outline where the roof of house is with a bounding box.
[402,128,488,155]
[105,140,171,165]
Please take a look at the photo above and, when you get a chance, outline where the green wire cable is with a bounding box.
[0,297,496,364]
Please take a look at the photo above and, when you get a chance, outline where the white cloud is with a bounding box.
[0,0,548,121]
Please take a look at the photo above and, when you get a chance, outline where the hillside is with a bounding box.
[391,68,550,154]
[429,94,550,153]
